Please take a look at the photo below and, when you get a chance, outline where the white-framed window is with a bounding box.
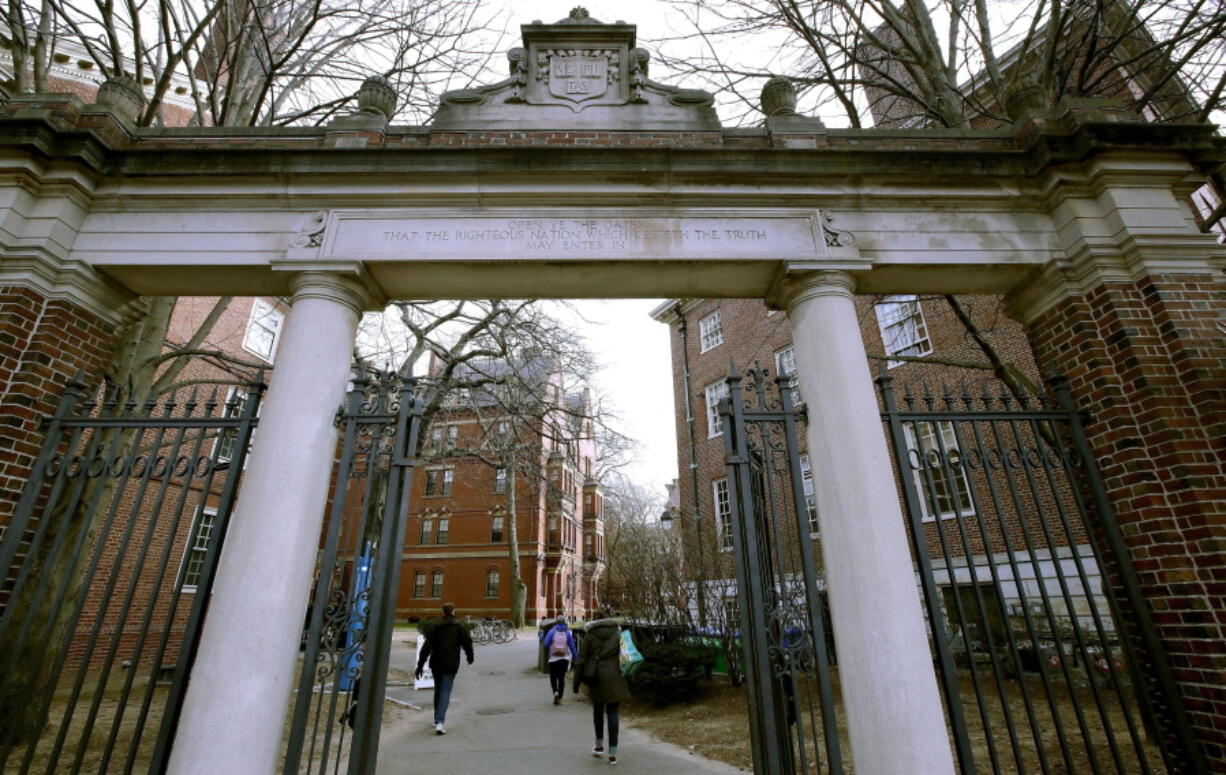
[875,295,932,367]
[774,345,802,404]
[713,478,733,551]
[436,517,449,544]
[494,467,507,493]
[491,514,505,542]
[242,298,284,363]
[425,468,453,496]
[430,569,444,597]
[213,388,248,463]
[698,310,723,352]
[180,506,217,591]
[419,516,432,544]
[799,453,818,535]
[485,568,500,598]
[413,570,427,598]
[904,421,975,521]
[704,380,730,438]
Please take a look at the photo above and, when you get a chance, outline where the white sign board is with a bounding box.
[322,211,826,262]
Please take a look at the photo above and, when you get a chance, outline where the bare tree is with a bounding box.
[357,300,633,627]
[601,475,688,623]
[652,0,1225,127]
[3,0,500,127]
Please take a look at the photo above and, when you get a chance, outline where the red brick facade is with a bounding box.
[397,399,605,624]
[1025,274,1226,768]
[0,287,121,528]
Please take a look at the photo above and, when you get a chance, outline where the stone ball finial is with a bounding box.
[95,73,145,122]
[357,75,397,119]
[760,77,798,117]
[1002,79,1046,121]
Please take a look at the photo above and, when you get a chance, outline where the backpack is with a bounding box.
[549,629,569,657]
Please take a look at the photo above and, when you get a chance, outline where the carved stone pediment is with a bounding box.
[433,7,719,131]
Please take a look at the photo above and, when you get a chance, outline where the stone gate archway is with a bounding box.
[1,10,1222,775]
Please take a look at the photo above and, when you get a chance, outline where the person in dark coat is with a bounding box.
[572,611,630,766]
[414,602,474,734]
[540,614,579,704]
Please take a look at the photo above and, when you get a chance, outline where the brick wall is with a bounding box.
[1025,273,1226,770]
[0,287,120,529]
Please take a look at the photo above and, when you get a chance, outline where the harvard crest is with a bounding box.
[538,49,619,106]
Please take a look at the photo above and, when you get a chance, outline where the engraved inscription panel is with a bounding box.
[325,214,823,261]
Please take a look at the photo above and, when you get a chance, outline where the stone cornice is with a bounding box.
[3,95,1222,185]
[0,255,142,326]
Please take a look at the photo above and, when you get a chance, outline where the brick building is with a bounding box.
[649,296,1105,639]
[396,358,606,623]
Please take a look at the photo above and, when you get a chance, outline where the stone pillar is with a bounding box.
[779,270,956,775]
[1004,162,1226,771]
[1010,268,1226,771]
[169,272,372,775]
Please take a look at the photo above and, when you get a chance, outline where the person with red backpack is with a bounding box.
[539,614,578,704]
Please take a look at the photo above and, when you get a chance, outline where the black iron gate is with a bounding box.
[878,371,1204,775]
[720,367,843,775]
[0,373,262,774]
[283,369,422,774]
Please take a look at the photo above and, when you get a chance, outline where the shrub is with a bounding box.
[627,641,718,706]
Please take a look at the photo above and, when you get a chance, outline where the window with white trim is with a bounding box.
[713,478,733,551]
[419,516,432,544]
[436,517,449,544]
[494,467,507,494]
[491,514,505,542]
[430,569,444,597]
[485,568,500,598]
[425,468,453,497]
[774,345,802,404]
[413,570,426,598]
[875,295,932,367]
[213,388,248,463]
[698,311,723,352]
[242,299,284,363]
[904,421,975,521]
[180,507,217,591]
[704,380,730,438]
[799,453,818,535]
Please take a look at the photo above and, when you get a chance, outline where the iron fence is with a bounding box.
[878,371,1203,775]
[0,373,262,774]
[282,369,421,775]
[719,366,843,775]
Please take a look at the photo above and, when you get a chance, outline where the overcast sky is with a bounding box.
[554,300,677,502]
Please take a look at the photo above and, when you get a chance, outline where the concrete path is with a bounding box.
[376,630,744,774]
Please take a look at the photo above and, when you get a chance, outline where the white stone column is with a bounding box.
[169,272,372,775]
[780,270,955,775]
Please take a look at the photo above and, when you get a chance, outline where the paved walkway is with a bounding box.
[377,630,744,774]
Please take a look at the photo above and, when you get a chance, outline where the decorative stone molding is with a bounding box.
[0,255,142,327]
[286,269,385,314]
[771,269,858,315]
[432,11,718,130]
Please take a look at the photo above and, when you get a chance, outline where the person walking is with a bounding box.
[414,602,474,735]
[572,611,629,766]
[540,614,578,704]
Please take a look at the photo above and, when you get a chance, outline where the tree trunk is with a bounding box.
[506,464,526,628]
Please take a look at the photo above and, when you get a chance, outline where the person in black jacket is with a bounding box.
[415,602,474,734]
